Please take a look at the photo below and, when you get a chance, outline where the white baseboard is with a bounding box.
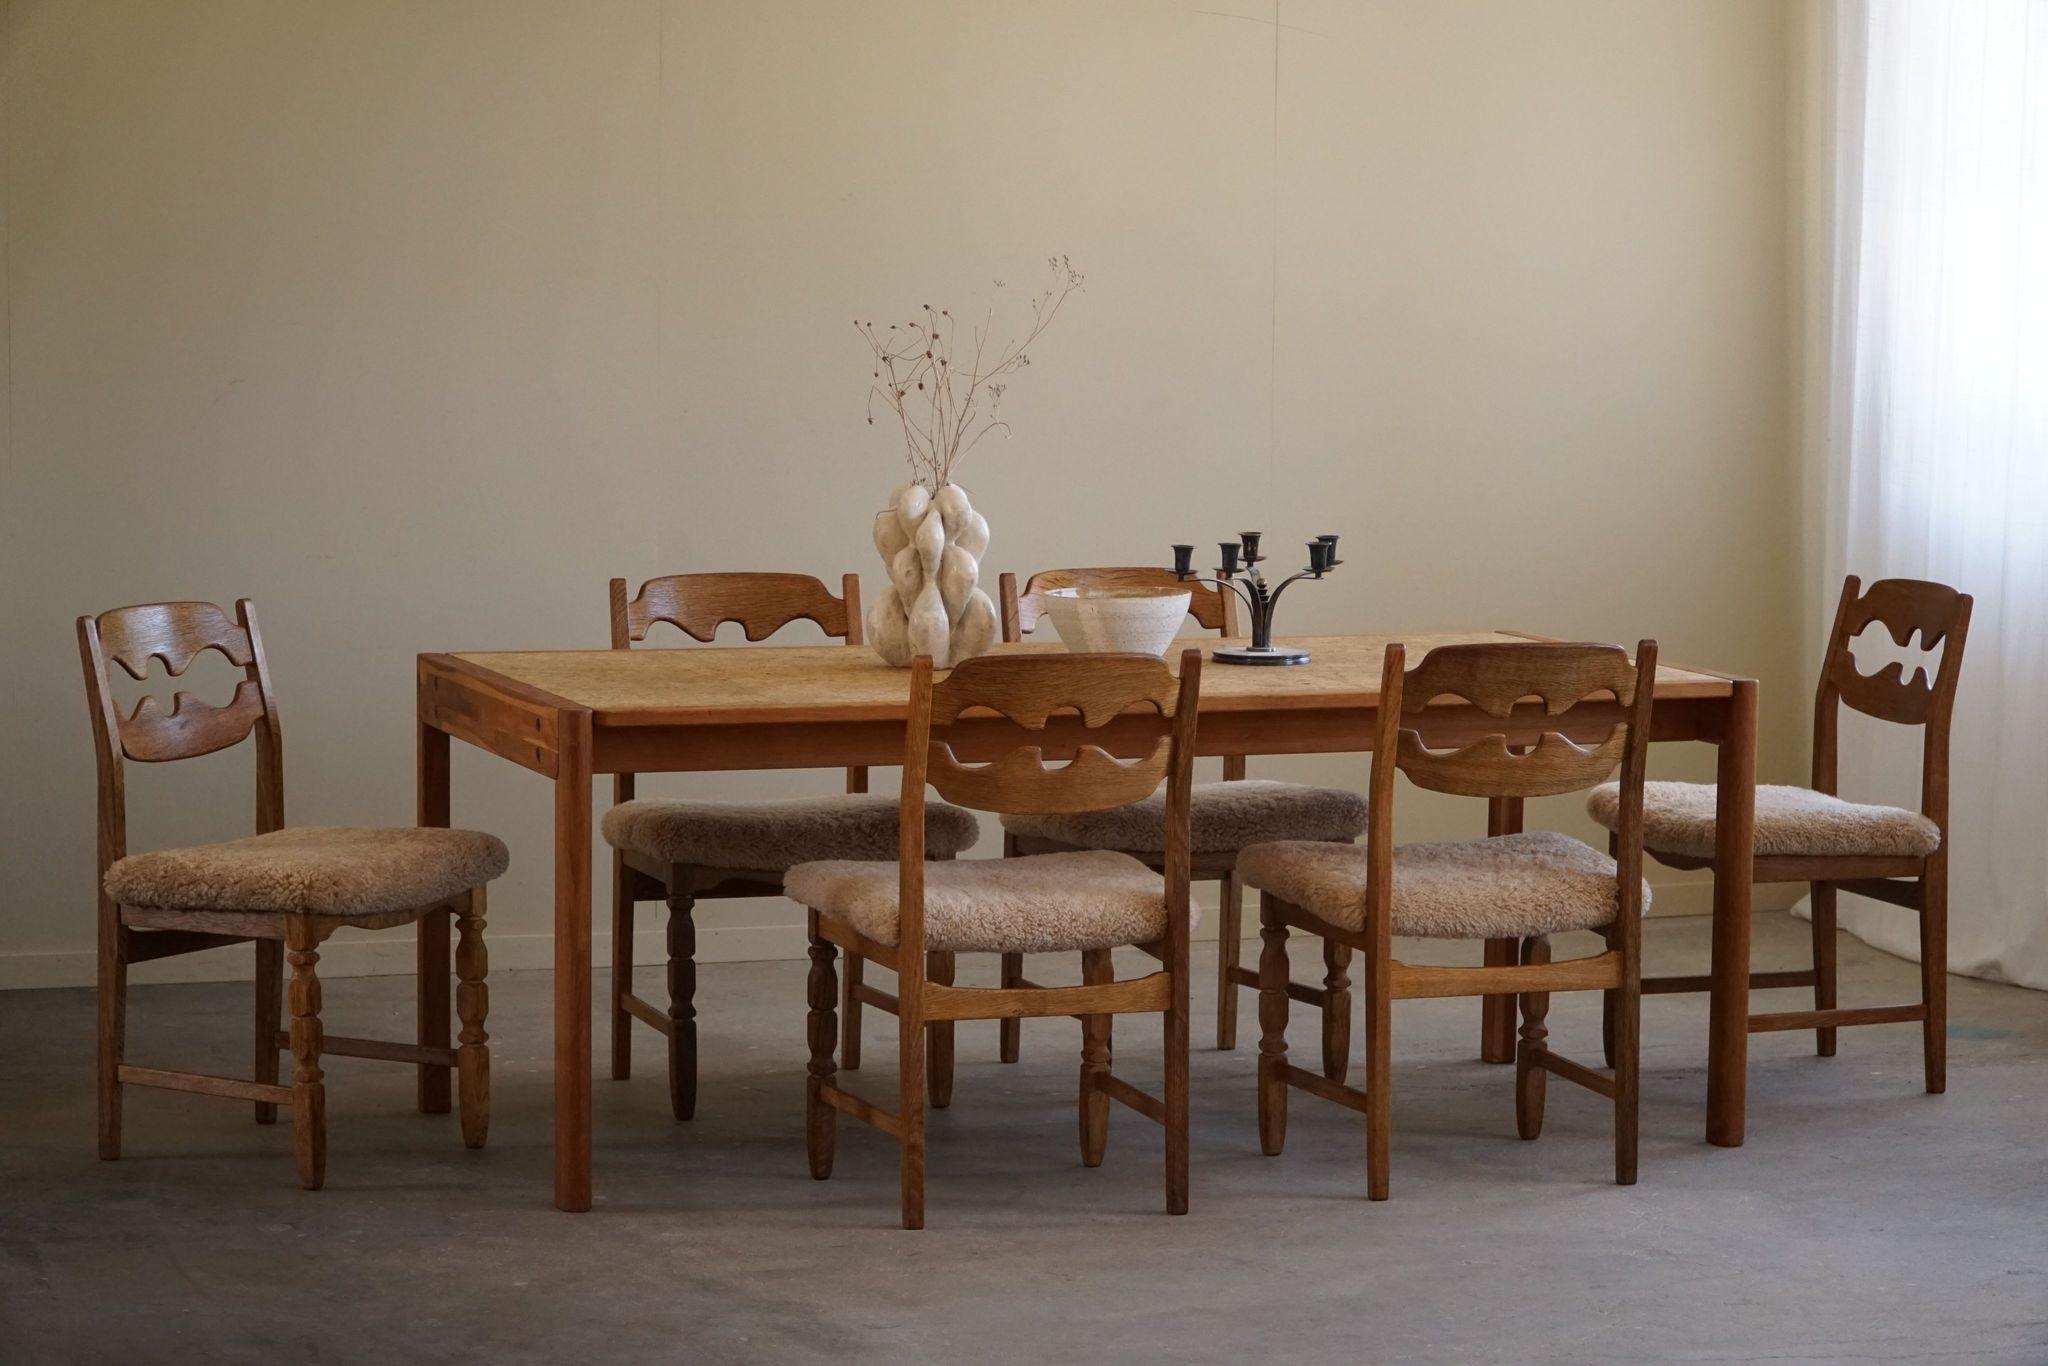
[0,876,1789,990]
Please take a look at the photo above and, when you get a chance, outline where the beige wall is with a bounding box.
[0,0,1802,988]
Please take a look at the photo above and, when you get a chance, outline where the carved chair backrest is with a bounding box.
[608,571,866,798]
[610,572,860,647]
[1363,640,1658,945]
[895,650,1201,960]
[78,599,285,876]
[1812,575,1971,832]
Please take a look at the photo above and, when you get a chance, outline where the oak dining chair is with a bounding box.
[80,599,507,1189]
[600,572,980,1119]
[1588,575,1971,1092]
[996,567,1368,1067]
[785,650,1202,1228]
[1240,640,1658,1196]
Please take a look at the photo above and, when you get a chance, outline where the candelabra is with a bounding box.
[1171,532,1341,665]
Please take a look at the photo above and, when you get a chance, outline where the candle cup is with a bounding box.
[1171,544,1195,578]
[1239,531,1263,563]
[1308,539,1332,573]
[1219,542,1241,573]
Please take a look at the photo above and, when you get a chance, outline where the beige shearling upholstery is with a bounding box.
[602,795,980,872]
[999,779,1368,854]
[784,850,1194,954]
[1238,831,1650,940]
[104,826,509,917]
[1586,781,1942,860]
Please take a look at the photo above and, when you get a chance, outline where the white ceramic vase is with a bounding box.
[866,482,997,668]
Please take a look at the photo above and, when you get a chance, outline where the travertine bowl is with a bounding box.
[1041,586,1192,656]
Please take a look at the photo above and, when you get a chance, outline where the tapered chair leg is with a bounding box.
[610,854,634,1080]
[1613,965,1640,1187]
[805,927,838,1180]
[998,952,1024,1063]
[1364,924,1392,1201]
[1255,896,1290,1157]
[97,930,126,1161]
[927,951,956,1109]
[455,889,491,1150]
[1600,926,1619,1068]
[1480,937,1517,1063]
[1164,948,1190,1216]
[1921,867,1947,1094]
[899,996,927,1231]
[666,890,697,1121]
[1321,938,1352,1082]
[1514,936,1551,1142]
[1217,872,1244,1050]
[1810,880,1838,1057]
[254,938,283,1124]
[1078,948,1113,1167]
[416,907,451,1114]
[285,916,327,1191]
[841,952,864,1070]
[1601,834,1621,1068]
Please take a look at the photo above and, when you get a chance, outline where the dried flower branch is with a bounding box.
[858,255,1083,489]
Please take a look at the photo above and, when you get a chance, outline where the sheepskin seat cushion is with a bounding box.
[999,779,1368,855]
[1238,831,1649,940]
[1585,782,1942,860]
[601,795,980,872]
[784,850,1193,954]
[104,826,509,917]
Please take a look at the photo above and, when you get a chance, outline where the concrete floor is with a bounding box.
[3,912,2045,1365]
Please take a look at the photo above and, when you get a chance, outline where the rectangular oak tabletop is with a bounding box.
[449,631,1734,727]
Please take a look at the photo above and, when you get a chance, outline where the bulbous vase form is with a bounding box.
[866,482,996,668]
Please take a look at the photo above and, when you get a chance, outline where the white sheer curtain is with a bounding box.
[1824,0,2048,989]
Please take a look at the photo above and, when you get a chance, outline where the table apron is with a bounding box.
[584,696,1724,775]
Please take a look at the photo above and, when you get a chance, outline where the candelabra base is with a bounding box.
[1212,644,1311,666]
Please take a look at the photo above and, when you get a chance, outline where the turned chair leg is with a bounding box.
[253,938,283,1125]
[97,928,126,1161]
[1322,938,1352,1082]
[1921,864,1947,1094]
[1256,895,1290,1157]
[455,889,490,1150]
[841,952,864,1070]
[1810,880,1838,1057]
[927,951,956,1109]
[610,854,635,1081]
[666,889,697,1121]
[998,952,1024,1063]
[1514,936,1551,1142]
[1078,948,1113,1167]
[805,926,838,1180]
[285,915,327,1191]
[1217,871,1244,1051]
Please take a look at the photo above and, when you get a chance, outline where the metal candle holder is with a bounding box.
[1170,532,1341,665]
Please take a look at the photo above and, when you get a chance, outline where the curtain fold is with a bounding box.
[1825,0,2048,989]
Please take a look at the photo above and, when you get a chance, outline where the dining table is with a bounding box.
[415,630,1757,1212]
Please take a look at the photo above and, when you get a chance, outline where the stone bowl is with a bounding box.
[1040,586,1193,657]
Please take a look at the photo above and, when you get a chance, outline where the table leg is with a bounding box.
[1706,679,1757,1147]
[417,721,452,1113]
[554,711,595,1211]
